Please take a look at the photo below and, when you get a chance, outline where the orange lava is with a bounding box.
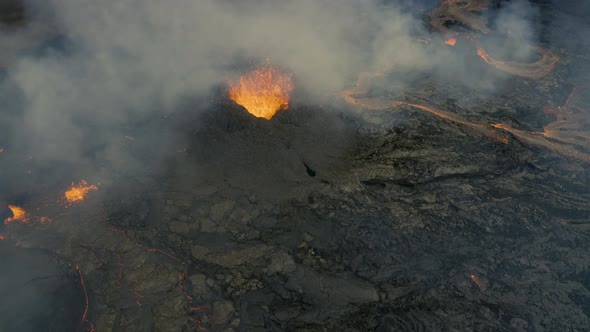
[470,274,482,289]
[476,46,558,79]
[491,86,590,163]
[343,69,590,163]
[4,205,29,224]
[75,265,95,332]
[65,180,98,203]
[228,62,294,120]
[492,124,590,163]
[0,234,6,240]
[132,280,145,305]
[147,248,181,261]
[179,272,209,331]
[445,37,457,46]
[476,47,491,62]
[428,0,558,79]
[340,69,509,143]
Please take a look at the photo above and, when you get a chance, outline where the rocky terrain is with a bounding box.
[1,0,590,331]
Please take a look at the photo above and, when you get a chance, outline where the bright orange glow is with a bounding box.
[5,205,29,224]
[228,62,294,120]
[477,47,492,63]
[491,87,590,162]
[429,0,558,79]
[477,46,559,79]
[340,69,509,143]
[65,180,98,203]
[445,37,457,46]
[470,274,482,289]
[75,265,95,332]
[132,280,144,306]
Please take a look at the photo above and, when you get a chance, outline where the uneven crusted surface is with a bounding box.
[8,93,589,332]
[1,2,590,332]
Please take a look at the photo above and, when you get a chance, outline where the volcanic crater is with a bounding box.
[1,0,590,332]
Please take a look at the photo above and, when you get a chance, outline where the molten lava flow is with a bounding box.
[476,47,491,63]
[178,272,209,331]
[147,248,181,261]
[428,0,558,79]
[445,37,457,46]
[228,63,294,120]
[340,69,509,143]
[491,87,590,163]
[470,274,482,289]
[65,180,98,204]
[132,280,145,305]
[343,69,589,162]
[476,46,559,79]
[75,265,95,332]
[4,205,29,224]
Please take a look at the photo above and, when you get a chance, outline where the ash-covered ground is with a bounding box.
[1,1,590,331]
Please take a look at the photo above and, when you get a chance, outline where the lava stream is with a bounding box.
[492,85,590,162]
[340,70,508,143]
[429,0,559,79]
[476,46,559,79]
[470,274,482,289]
[342,67,590,162]
[75,265,95,332]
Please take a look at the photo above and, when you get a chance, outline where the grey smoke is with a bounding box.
[0,1,394,162]
[0,0,584,329]
[0,0,551,180]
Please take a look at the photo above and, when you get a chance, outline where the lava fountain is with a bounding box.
[228,62,294,120]
[65,180,98,204]
[4,205,29,224]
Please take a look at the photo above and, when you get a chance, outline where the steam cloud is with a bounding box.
[0,0,549,170]
[0,0,587,328]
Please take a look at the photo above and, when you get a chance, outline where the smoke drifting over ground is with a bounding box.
[1,0,589,330]
[0,0,549,172]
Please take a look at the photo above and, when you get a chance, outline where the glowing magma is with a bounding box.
[228,63,294,120]
[65,180,98,203]
[4,205,29,224]
[445,38,457,46]
[476,46,559,79]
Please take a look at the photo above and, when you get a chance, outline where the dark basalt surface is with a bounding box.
[1,1,590,332]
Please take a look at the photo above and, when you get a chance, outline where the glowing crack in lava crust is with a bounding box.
[228,63,294,120]
[65,180,98,203]
[4,205,29,224]
[445,37,457,46]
